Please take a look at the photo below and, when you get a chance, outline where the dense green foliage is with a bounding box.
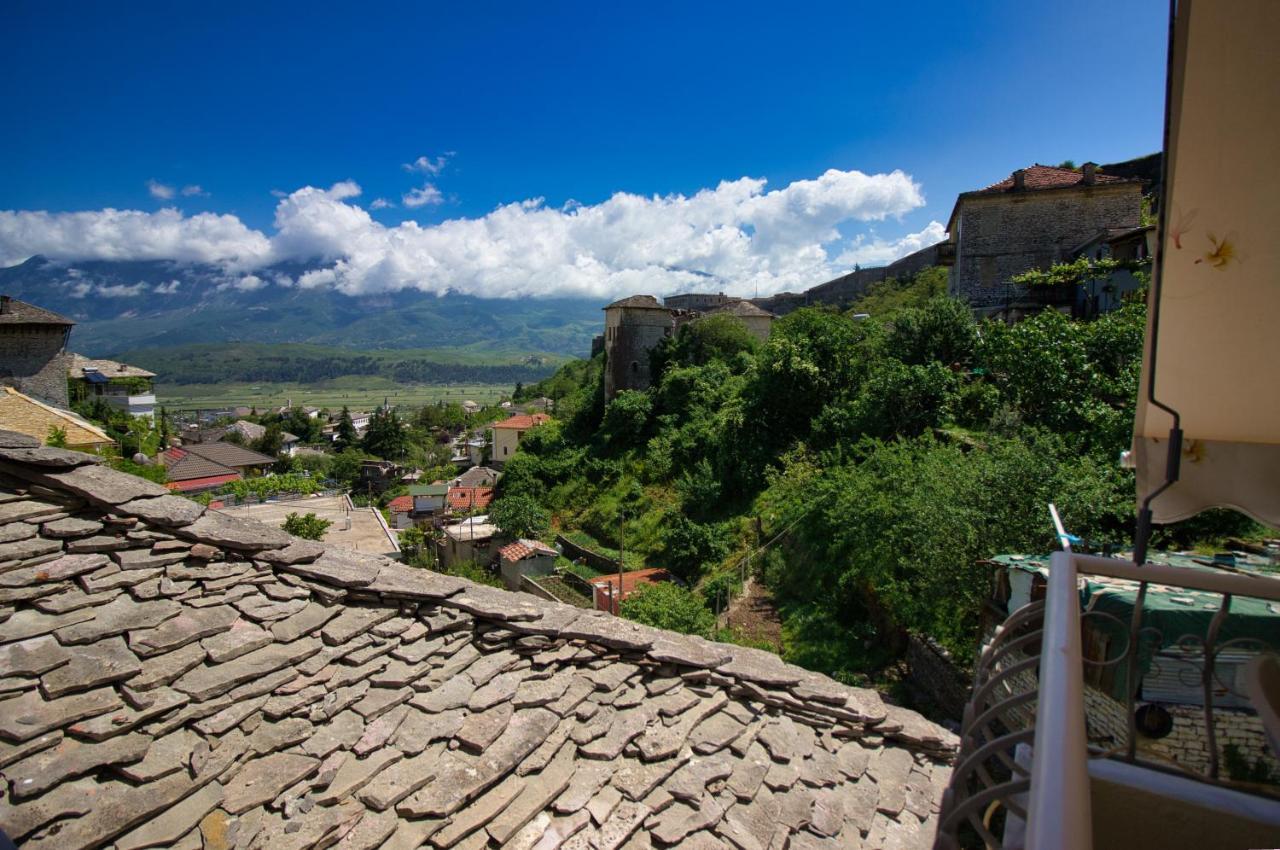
[282,512,332,540]
[489,492,550,539]
[620,582,715,635]
[498,271,1266,683]
[218,473,320,501]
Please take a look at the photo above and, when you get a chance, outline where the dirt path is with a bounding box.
[721,577,785,651]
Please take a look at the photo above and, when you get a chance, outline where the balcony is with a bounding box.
[100,391,157,418]
[935,548,1280,850]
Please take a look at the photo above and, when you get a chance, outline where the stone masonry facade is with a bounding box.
[0,326,73,409]
[602,299,675,400]
[948,182,1142,319]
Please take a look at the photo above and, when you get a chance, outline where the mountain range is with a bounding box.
[0,256,603,358]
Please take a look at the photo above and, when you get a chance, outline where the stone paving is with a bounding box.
[0,431,956,849]
[214,495,399,558]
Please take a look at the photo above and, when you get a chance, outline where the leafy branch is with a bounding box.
[1011,256,1150,289]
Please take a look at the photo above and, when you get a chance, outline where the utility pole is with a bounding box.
[615,513,625,616]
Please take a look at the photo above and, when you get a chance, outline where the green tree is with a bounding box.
[489,492,549,539]
[282,512,332,540]
[601,390,652,447]
[335,406,358,451]
[329,450,367,487]
[362,408,408,459]
[651,313,759,383]
[251,423,284,456]
[620,581,714,635]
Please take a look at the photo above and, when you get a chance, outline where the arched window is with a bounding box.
[630,361,640,374]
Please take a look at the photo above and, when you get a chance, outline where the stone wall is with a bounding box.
[950,184,1142,318]
[663,293,737,311]
[752,241,945,317]
[555,533,617,574]
[904,633,971,724]
[0,326,72,408]
[1084,686,1279,779]
[996,658,1279,781]
[602,306,674,399]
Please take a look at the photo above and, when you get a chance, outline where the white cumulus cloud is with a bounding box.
[402,184,443,208]
[181,185,207,197]
[369,198,394,210]
[0,168,940,300]
[835,220,948,268]
[403,153,453,176]
[0,207,272,267]
[147,179,175,200]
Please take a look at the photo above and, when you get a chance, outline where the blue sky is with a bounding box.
[0,0,1169,299]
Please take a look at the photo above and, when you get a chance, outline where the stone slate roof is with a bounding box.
[453,467,501,489]
[712,301,774,319]
[603,295,669,311]
[0,297,74,327]
[0,431,957,850]
[68,355,156,381]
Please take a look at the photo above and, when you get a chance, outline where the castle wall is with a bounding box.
[603,307,673,399]
[751,241,945,317]
[950,184,1142,318]
[0,326,72,408]
[663,293,736,311]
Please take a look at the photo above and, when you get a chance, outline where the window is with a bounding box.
[980,257,997,287]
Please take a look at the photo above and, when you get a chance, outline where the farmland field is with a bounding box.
[157,377,513,412]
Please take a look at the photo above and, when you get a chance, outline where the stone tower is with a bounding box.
[0,296,75,408]
[602,295,675,400]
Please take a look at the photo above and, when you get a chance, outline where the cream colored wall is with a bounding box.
[0,391,111,451]
[493,428,523,463]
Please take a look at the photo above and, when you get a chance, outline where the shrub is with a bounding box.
[619,581,714,635]
[282,512,332,540]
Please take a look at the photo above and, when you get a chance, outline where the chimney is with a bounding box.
[1012,169,1027,191]
[1082,162,1098,185]
[0,295,10,315]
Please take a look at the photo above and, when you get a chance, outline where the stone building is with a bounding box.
[603,295,778,398]
[946,163,1144,319]
[713,299,775,342]
[663,291,738,311]
[602,295,676,399]
[0,295,74,408]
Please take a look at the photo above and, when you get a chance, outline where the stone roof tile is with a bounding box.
[0,433,956,850]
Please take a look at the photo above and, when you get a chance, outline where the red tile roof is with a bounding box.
[588,567,675,599]
[447,486,494,511]
[971,164,1130,195]
[499,539,558,562]
[161,447,242,484]
[387,495,413,513]
[165,472,241,493]
[492,413,552,430]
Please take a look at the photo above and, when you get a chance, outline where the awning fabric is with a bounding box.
[1134,0,1280,527]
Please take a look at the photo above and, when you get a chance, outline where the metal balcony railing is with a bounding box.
[935,542,1280,850]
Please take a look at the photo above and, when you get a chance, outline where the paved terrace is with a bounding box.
[215,494,400,558]
[0,430,957,850]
